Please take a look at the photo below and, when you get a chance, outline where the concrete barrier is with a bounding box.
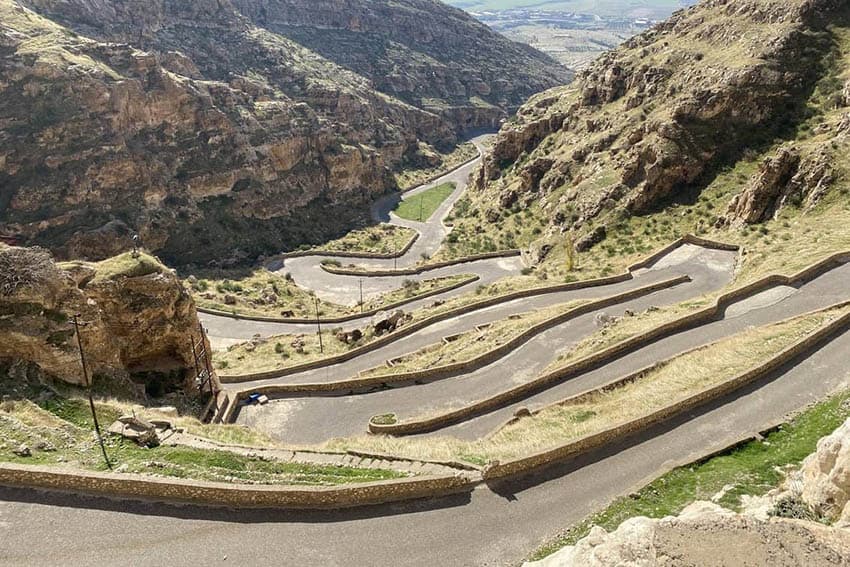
[0,463,481,510]
[371,251,850,436]
[320,249,523,278]
[199,275,479,325]
[270,230,420,262]
[225,276,689,402]
[219,236,737,385]
[482,303,850,480]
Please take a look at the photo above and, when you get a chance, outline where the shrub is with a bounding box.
[0,246,58,296]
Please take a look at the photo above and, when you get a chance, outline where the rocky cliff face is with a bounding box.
[0,244,211,396]
[462,0,848,251]
[0,0,568,265]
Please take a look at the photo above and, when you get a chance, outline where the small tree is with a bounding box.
[565,232,578,272]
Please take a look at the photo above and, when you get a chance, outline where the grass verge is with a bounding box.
[395,182,456,222]
[192,271,473,320]
[0,396,402,486]
[324,305,846,464]
[359,300,589,379]
[528,387,850,560]
[314,224,417,256]
[395,142,478,191]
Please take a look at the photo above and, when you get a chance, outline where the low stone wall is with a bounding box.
[0,463,480,509]
[371,251,850,436]
[200,275,479,326]
[221,276,689,421]
[231,276,686,399]
[320,249,523,278]
[270,230,420,262]
[217,236,738,393]
[482,303,850,480]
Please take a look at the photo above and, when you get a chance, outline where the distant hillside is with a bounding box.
[0,0,569,265]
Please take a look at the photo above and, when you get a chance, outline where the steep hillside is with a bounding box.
[444,0,850,271]
[0,0,569,265]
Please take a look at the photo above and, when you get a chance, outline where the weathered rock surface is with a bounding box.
[468,0,847,246]
[0,244,214,395]
[794,417,850,524]
[0,0,568,265]
[527,501,850,567]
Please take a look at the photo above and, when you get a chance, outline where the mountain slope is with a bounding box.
[0,0,569,265]
[443,0,850,268]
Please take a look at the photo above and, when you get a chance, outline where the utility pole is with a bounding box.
[314,297,324,353]
[359,279,364,313]
[73,315,111,470]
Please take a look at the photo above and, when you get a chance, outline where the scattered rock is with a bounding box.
[335,329,363,345]
[372,310,409,336]
[792,417,850,523]
[107,415,160,447]
[12,444,31,457]
[223,294,238,306]
[575,226,607,252]
[594,312,617,328]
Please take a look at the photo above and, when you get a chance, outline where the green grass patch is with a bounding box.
[394,182,456,222]
[528,388,850,561]
[0,396,405,486]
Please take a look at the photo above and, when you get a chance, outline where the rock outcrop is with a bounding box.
[0,0,568,265]
[527,417,850,566]
[465,0,848,246]
[0,244,213,396]
[527,501,850,567]
[795,417,850,525]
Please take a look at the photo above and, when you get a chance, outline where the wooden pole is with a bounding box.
[315,297,324,353]
[73,315,111,470]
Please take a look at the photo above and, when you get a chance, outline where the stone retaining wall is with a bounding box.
[226,276,689,403]
[482,304,850,480]
[371,251,850,436]
[0,463,479,509]
[200,275,479,325]
[320,249,523,278]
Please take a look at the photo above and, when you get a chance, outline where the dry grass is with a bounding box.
[360,299,589,378]
[541,297,715,375]
[213,329,356,375]
[192,270,473,319]
[315,224,416,256]
[59,251,166,283]
[395,142,478,191]
[323,304,847,464]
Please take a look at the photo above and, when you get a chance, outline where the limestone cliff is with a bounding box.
[0,244,212,396]
[0,0,568,265]
[459,0,849,253]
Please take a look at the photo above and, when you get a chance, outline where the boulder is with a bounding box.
[372,310,407,336]
[107,415,160,447]
[795,417,850,522]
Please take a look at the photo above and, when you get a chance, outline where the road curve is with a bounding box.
[3,327,848,567]
[200,133,526,344]
[235,245,739,443]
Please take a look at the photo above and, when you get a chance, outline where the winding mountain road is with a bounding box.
[200,134,524,343]
[4,138,850,567]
